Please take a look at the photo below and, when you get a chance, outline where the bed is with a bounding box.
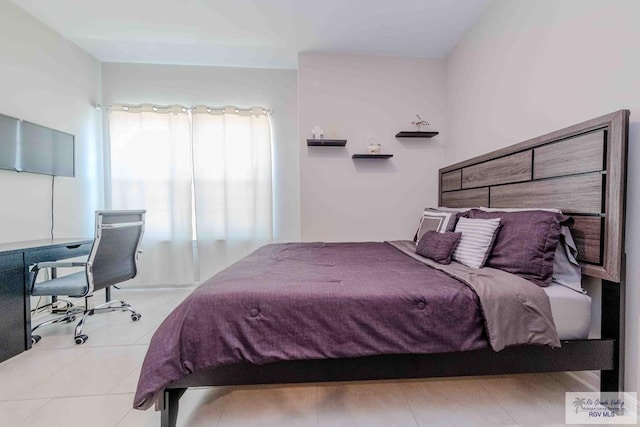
[137,110,629,427]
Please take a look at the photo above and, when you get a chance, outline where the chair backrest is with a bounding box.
[87,210,146,293]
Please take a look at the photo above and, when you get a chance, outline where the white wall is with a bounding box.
[446,0,640,393]
[0,0,103,243]
[101,62,299,243]
[299,53,445,242]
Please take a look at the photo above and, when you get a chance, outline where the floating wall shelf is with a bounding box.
[395,131,439,138]
[307,139,347,146]
[352,154,393,159]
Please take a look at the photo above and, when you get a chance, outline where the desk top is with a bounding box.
[0,238,93,255]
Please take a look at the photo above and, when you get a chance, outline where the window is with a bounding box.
[108,104,272,285]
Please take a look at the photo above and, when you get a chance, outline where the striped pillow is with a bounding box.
[452,217,501,268]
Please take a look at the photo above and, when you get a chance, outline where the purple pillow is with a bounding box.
[468,209,572,286]
[415,231,462,265]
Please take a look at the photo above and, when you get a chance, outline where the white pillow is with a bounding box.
[452,217,501,268]
[416,210,453,241]
[414,207,468,243]
[552,225,584,293]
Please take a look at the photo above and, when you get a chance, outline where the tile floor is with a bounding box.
[0,287,596,427]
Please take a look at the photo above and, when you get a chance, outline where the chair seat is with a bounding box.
[29,210,145,345]
[31,272,89,297]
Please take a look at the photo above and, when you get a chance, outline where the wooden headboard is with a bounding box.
[439,110,629,282]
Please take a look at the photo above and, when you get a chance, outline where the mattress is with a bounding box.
[543,283,591,340]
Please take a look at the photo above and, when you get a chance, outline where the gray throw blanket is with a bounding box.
[389,240,560,351]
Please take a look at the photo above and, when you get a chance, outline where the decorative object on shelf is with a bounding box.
[367,138,381,154]
[352,154,393,159]
[307,139,347,146]
[329,126,338,139]
[311,126,324,140]
[411,114,430,131]
[395,114,439,138]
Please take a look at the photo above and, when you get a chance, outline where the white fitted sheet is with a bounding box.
[543,283,591,340]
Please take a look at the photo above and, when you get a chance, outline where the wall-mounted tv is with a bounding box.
[0,112,74,177]
[0,113,19,172]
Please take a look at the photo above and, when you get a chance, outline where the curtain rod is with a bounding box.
[94,103,273,116]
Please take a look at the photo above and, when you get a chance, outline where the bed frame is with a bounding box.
[159,110,629,427]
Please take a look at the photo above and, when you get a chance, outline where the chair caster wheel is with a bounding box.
[31,335,41,345]
[74,334,88,345]
[66,316,76,323]
[131,313,142,321]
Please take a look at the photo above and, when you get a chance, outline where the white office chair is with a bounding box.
[30,210,145,345]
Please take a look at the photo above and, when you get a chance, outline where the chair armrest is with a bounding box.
[29,261,90,293]
[34,261,88,269]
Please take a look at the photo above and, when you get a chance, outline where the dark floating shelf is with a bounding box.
[352,154,393,159]
[395,131,439,138]
[307,139,347,146]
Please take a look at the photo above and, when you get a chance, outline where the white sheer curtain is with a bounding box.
[109,105,195,286]
[108,105,273,286]
[192,107,273,280]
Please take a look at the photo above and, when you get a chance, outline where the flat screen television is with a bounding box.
[0,113,19,172]
[0,112,74,177]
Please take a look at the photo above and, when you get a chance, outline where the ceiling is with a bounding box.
[12,0,490,69]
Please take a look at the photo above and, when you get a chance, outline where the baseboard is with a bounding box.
[111,284,197,291]
[566,372,637,411]
[566,371,599,392]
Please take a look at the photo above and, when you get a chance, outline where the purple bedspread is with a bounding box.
[134,242,486,409]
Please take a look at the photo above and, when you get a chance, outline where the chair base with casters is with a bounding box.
[31,298,74,316]
[31,292,142,345]
[29,210,146,345]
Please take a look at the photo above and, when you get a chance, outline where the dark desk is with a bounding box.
[0,238,92,362]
